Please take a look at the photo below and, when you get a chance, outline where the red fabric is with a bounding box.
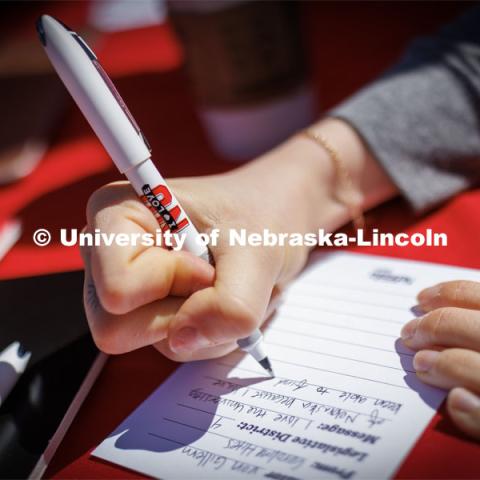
[1,1,479,478]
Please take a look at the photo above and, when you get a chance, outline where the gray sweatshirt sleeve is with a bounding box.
[330,6,480,213]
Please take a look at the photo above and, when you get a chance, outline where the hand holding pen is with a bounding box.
[36,15,378,371]
[37,16,303,374]
[81,176,289,366]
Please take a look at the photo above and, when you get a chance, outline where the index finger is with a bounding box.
[418,280,480,312]
[82,245,184,354]
[85,182,215,315]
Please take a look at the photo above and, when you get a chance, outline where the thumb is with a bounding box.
[447,387,480,440]
[167,246,282,356]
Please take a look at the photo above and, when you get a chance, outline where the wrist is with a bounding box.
[231,116,397,237]
[235,131,349,235]
[291,117,398,231]
[275,133,352,233]
[312,117,398,212]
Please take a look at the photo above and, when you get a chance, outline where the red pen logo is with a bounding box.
[141,184,190,233]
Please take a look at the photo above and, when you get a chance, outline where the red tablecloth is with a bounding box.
[1,2,479,478]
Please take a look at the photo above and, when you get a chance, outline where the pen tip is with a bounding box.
[259,357,275,377]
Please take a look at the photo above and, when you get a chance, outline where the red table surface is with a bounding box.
[1,1,479,478]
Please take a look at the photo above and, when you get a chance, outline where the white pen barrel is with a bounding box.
[126,159,209,260]
[39,15,151,174]
[38,16,272,372]
[237,329,266,362]
[38,15,210,263]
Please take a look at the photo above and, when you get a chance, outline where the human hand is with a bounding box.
[401,280,480,439]
[81,133,349,362]
[81,118,395,363]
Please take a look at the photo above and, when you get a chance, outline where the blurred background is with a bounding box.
[2,2,480,477]
[0,0,473,280]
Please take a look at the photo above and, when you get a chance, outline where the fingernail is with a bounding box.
[401,318,419,341]
[170,326,211,354]
[418,285,440,304]
[413,350,439,373]
[450,388,480,413]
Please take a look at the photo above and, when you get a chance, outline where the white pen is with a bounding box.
[36,15,274,376]
[0,341,31,406]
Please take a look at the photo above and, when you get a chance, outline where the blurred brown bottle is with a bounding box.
[168,0,315,161]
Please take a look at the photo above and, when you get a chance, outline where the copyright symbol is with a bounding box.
[33,229,51,247]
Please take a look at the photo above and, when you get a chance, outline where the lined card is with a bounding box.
[93,252,479,479]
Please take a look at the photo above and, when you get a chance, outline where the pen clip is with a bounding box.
[71,33,97,60]
[90,56,152,153]
[140,131,152,152]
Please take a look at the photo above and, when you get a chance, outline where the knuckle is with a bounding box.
[447,348,471,368]
[441,281,471,302]
[437,282,452,297]
[420,307,452,339]
[91,321,125,355]
[456,280,476,298]
[86,182,135,225]
[156,265,175,299]
[452,281,467,301]
[436,348,469,375]
[96,278,131,315]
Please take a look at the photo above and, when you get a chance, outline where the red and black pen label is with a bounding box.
[141,184,190,233]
